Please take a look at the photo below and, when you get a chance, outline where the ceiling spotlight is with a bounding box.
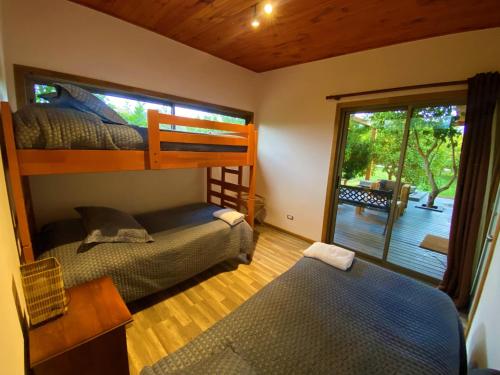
[264,3,273,14]
[251,5,260,28]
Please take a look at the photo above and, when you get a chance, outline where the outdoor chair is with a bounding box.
[395,184,411,218]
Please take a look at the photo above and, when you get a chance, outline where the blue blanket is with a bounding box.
[142,257,465,374]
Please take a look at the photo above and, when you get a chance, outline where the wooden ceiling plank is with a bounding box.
[69,0,500,72]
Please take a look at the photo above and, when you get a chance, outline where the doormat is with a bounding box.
[420,234,449,255]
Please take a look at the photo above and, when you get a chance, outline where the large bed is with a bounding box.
[38,203,254,302]
[141,257,465,375]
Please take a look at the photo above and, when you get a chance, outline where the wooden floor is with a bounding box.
[333,197,452,280]
[125,224,308,375]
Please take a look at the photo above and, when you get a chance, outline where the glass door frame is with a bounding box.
[323,90,467,284]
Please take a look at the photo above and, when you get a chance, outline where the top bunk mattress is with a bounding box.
[13,104,247,152]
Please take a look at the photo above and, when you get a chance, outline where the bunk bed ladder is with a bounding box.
[207,166,256,227]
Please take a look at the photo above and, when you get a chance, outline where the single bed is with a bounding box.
[38,203,254,302]
[141,257,465,375]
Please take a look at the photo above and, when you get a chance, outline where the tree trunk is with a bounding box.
[387,171,394,180]
[426,190,438,207]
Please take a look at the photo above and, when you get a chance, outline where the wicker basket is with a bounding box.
[20,257,67,326]
[240,192,266,223]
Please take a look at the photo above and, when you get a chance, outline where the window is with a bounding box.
[174,106,246,134]
[34,84,56,103]
[35,84,172,128]
[94,93,172,129]
[19,65,252,134]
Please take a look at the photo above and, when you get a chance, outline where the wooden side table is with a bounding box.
[29,277,133,375]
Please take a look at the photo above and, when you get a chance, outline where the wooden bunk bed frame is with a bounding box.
[0,102,257,264]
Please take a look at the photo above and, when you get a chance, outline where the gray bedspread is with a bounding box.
[38,203,254,302]
[14,104,246,152]
[141,257,465,375]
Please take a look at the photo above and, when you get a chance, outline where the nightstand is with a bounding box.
[29,276,133,375]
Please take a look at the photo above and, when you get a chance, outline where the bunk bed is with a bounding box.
[0,101,258,269]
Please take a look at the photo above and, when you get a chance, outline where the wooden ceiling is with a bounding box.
[69,0,500,72]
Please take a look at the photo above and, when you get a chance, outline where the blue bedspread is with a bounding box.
[142,257,465,374]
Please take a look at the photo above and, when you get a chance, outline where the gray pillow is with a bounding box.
[172,347,256,375]
[41,83,127,125]
[75,206,153,250]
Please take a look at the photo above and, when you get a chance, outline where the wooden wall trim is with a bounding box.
[466,214,500,337]
[321,105,344,242]
[326,80,467,101]
[263,222,315,244]
[13,64,254,123]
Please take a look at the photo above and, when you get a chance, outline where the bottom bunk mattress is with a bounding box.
[141,257,465,375]
[38,203,254,302]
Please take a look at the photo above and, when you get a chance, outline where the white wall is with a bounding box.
[0,2,26,373]
[256,28,500,240]
[467,236,500,370]
[0,149,26,375]
[1,1,500,372]
[466,107,500,371]
[29,169,204,227]
[2,0,258,226]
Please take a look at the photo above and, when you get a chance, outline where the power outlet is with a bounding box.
[286,214,294,220]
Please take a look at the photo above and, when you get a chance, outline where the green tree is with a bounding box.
[359,107,463,204]
[342,120,372,183]
[409,106,462,207]
[121,102,147,126]
[368,111,406,180]
[34,84,57,103]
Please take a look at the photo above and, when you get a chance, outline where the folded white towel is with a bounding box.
[213,208,245,226]
[303,242,355,271]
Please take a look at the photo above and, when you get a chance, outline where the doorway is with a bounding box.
[327,93,466,282]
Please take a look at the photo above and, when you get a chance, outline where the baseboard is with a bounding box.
[261,222,315,244]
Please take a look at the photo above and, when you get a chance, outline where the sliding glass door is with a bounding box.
[385,104,465,279]
[331,109,406,259]
[329,98,466,282]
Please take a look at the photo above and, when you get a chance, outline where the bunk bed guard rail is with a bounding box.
[147,110,257,169]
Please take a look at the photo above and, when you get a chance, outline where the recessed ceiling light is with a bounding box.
[264,3,273,14]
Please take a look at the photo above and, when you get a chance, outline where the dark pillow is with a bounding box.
[41,83,127,125]
[172,347,256,375]
[75,206,153,251]
[379,179,395,191]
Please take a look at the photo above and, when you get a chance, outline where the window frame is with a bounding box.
[14,64,254,125]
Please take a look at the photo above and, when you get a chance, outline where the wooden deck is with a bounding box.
[333,197,453,280]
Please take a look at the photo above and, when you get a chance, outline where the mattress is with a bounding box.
[38,203,254,302]
[141,257,466,375]
[14,104,247,152]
